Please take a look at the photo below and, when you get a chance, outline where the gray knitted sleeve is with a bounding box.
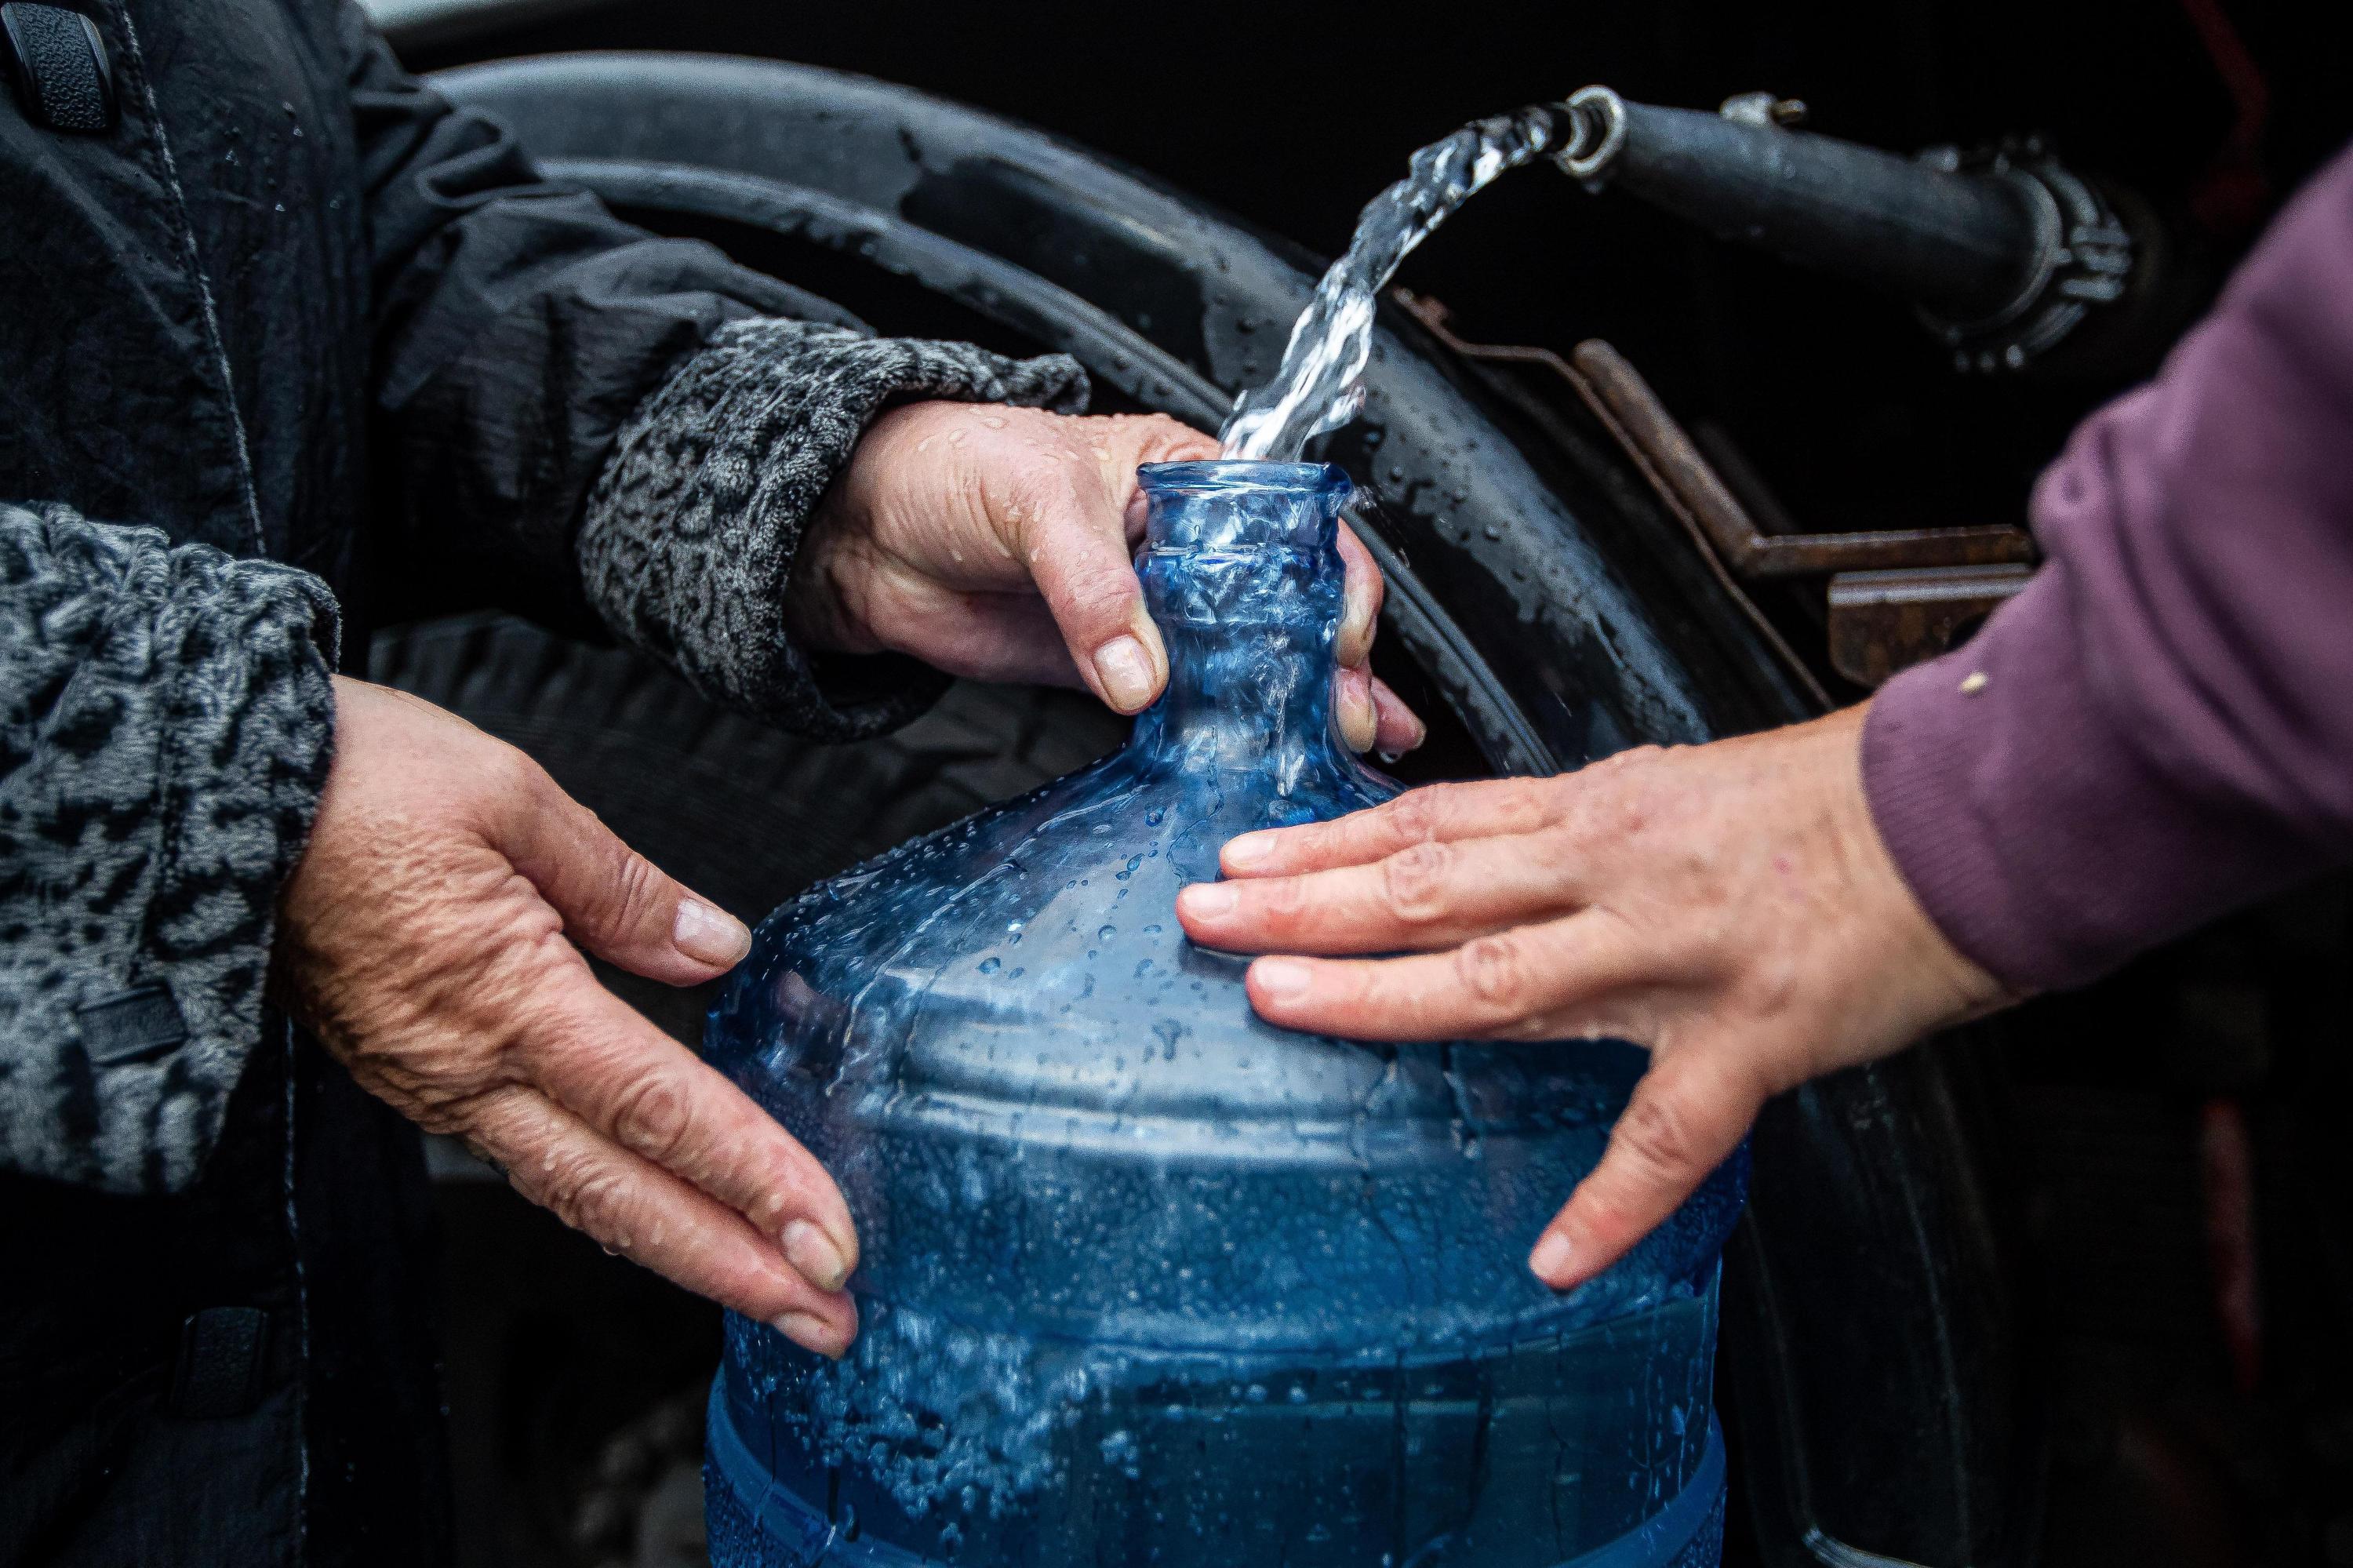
[577,318,1089,740]
[0,501,339,1194]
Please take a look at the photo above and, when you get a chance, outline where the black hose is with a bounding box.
[1558,85,2049,328]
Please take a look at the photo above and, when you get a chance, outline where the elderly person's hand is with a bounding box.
[1174,704,2007,1293]
[788,404,1424,755]
[278,678,861,1357]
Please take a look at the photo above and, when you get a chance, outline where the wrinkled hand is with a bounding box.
[277,678,860,1356]
[1174,704,2007,1292]
[788,402,1423,755]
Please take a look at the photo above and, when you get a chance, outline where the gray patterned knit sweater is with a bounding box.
[0,324,1084,1195]
[581,318,1086,738]
[0,505,340,1193]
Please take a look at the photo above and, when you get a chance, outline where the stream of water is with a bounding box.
[1219,104,1573,461]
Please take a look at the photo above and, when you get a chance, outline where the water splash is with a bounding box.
[777,1300,1125,1521]
[1220,105,1570,460]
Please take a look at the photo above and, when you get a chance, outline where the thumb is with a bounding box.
[1022,478,1166,715]
[499,764,751,985]
[1027,415,1218,715]
[1528,1046,1764,1292]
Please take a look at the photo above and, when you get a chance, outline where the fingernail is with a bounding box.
[1338,679,1377,753]
[1529,1228,1575,1286]
[1093,635,1158,712]
[674,900,751,966]
[783,1218,851,1292]
[1179,882,1237,919]
[1251,957,1313,999]
[1339,582,1375,666]
[1224,833,1274,871]
[771,1310,844,1359]
[1373,682,1427,761]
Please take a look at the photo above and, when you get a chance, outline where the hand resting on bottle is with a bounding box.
[1176,705,2007,1293]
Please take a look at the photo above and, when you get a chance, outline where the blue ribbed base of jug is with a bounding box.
[703,1377,1726,1568]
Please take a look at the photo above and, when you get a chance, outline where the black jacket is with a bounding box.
[0,3,1079,1563]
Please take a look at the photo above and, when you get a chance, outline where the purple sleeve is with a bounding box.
[1861,143,2353,994]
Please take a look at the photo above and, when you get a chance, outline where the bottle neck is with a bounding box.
[1125,461,1358,788]
[1129,541,1350,779]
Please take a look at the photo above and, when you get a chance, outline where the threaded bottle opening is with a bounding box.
[1138,460,1352,555]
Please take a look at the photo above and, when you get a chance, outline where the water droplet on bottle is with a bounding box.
[976,957,1002,974]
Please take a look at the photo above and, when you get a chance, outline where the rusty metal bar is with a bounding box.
[1562,341,2038,579]
[1397,292,2044,693]
[1826,564,2034,687]
[1395,293,1832,710]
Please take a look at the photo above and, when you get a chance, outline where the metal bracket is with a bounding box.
[1396,295,2038,690]
[1564,341,2037,578]
[1826,565,2035,688]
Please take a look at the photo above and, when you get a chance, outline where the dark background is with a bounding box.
[412,0,2350,546]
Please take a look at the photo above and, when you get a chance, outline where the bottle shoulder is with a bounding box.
[710,749,1636,1135]
[704,742,1747,1350]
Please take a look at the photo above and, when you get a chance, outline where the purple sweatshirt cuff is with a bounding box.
[1862,142,2353,993]
[1862,573,2306,994]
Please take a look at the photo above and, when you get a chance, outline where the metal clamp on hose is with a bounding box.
[1909,137,2137,372]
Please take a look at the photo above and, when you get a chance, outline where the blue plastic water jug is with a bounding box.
[702,460,1745,1567]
